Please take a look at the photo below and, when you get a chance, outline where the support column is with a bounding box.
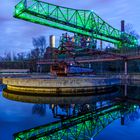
[100,40,102,50]
[124,60,128,75]
[121,115,124,125]
[124,84,127,97]
[124,60,128,97]
[100,40,103,73]
[37,64,40,73]
[89,63,91,69]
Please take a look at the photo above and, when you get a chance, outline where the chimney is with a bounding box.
[50,35,55,48]
[121,20,125,32]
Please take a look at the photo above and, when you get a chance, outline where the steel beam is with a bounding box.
[14,0,138,46]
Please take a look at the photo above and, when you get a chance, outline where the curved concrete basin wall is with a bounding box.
[3,77,120,95]
[3,91,119,104]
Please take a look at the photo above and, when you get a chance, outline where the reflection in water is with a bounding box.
[32,104,46,116]
[123,106,140,125]
[2,86,140,139]
[13,102,139,140]
[3,89,120,104]
[3,90,120,118]
[50,101,113,119]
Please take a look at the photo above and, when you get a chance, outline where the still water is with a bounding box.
[1,85,140,140]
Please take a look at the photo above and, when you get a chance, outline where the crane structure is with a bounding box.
[14,102,138,140]
[14,0,138,47]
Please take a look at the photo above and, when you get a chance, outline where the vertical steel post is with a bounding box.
[124,60,127,75]
[100,40,103,50]
[121,115,124,125]
[124,84,127,97]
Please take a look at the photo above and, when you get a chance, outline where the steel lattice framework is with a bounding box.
[14,103,137,140]
[14,0,138,46]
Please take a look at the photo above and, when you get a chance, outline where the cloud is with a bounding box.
[0,0,140,55]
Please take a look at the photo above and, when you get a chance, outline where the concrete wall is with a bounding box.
[2,77,120,94]
[3,77,120,88]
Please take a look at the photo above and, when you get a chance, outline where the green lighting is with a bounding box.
[14,0,138,47]
[133,105,137,109]
[13,104,124,139]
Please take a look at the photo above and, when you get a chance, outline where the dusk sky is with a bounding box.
[0,0,140,56]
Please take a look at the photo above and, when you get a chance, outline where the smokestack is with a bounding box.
[50,35,55,48]
[121,20,125,32]
[100,40,102,50]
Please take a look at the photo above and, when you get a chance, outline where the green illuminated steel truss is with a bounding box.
[14,103,137,140]
[14,0,138,47]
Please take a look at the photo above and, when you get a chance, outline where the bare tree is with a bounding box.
[125,23,140,39]
[30,48,40,60]
[4,52,12,61]
[32,36,47,59]
[16,52,26,60]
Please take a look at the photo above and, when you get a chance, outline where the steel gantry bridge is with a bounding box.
[14,0,138,46]
[14,103,138,140]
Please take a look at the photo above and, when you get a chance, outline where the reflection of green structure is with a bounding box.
[14,0,138,47]
[14,103,137,140]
